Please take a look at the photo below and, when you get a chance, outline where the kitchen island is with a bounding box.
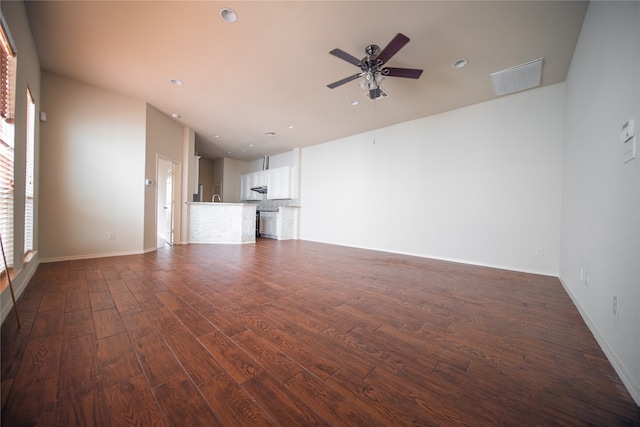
[187,202,257,244]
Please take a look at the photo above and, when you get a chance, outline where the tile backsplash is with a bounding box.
[251,198,300,211]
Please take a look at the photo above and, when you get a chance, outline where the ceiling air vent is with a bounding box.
[490,58,543,97]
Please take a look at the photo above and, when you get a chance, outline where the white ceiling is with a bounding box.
[24,1,588,161]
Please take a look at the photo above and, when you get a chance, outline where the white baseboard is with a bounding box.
[558,276,640,406]
[39,249,145,263]
[300,238,558,277]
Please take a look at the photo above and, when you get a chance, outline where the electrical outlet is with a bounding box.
[536,248,544,256]
[108,232,116,240]
[612,295,618,317]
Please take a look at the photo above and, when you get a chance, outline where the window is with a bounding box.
[0,16,16,276]
[25,88,34,255]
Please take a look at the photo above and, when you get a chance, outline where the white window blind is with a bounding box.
[0,17,16,274]
[25,88,35,254]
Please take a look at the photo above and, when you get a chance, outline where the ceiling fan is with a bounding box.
[327,33,423,100]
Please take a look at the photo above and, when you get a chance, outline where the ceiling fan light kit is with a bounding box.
[327,33,423,100]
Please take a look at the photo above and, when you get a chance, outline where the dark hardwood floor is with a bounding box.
[2,240,639,426]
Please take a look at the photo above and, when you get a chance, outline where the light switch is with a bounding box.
[623,136,636,164]
[622,119,636,163]
[621,119,635,142]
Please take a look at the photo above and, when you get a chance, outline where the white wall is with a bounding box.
[0,1,41,323]
[560,1,640,404]
[39,72,146,260]
[301,84,564,276]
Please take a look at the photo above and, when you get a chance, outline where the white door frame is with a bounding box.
[156,156,182,248]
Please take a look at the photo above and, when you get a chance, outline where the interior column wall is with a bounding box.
[560,1,640,404]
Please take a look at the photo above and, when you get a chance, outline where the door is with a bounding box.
[157,158,176,248]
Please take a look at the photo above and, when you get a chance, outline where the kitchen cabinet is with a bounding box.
[259,211,278,238]
[240,174,259,201]
[241,166,293,200]
[259,207,298,240]
[266,166,292,200]
[251,170,268,188]
[240,170,269,200]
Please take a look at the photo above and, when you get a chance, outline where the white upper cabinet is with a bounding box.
[240,174,260,200]
[241,166,293,200]
[267,166,292,200]
[254,170,268,187]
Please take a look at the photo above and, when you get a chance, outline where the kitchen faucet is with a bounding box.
[212,194,221,202]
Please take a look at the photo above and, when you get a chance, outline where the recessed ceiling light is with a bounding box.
[452,59,468,69]
[249,144,254,147]
[170,79,183,86]
[287,124,294,129]
[171,113,181,118]
[264,131,277,137]
[213,134,220,138]
[220,8,238,23]
[349,100,359,106]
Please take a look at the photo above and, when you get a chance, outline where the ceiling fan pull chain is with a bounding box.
[373,99,377,145]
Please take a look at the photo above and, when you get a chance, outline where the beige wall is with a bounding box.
[198,158,213,202]
[39,72,147,260]
[212,158,224,201]
[222,158,249,203]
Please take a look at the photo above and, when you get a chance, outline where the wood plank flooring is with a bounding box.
[2,240,639,426]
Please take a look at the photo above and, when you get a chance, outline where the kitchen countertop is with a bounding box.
[258,206,301,212]
[187,202,249,206]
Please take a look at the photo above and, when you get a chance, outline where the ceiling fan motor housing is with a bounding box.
[365,44,380,57]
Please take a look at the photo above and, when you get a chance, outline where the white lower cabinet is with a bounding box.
[259,212,278,239]
[259,207,298,240]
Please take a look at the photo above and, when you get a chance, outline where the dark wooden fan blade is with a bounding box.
[376,33,410,65]
[329,48,361,67]
[382,67,423,79]
[327,73,362,89]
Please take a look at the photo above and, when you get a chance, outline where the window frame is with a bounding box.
[0,15,16,279]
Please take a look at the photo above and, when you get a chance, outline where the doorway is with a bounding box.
[157,158,177,248]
